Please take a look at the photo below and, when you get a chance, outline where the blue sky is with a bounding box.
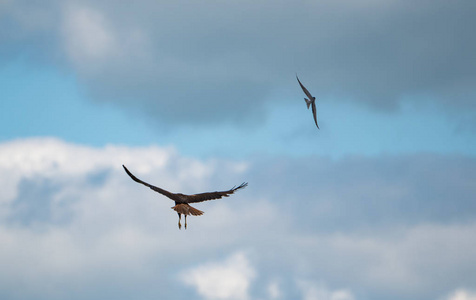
[1,1,476,300]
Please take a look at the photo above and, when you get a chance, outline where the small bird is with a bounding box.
[296,74,319,129]
[123,165,248,229]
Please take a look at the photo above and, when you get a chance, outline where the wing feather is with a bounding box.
[185,182,248,203]
[122,165,177,200]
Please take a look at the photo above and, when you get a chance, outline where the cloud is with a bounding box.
[0,138,250,299]
[445,290,476,300]
[297,281,354,300]
[247,154,476,230]
[181,252,256,300]
[1,0,475,126]
[1,138,476,300]
[61,4,117,64]
[267,281,282,299]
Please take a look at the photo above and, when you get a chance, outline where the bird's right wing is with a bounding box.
[296,75,314,100]
[122,165,176,200]
[311,102,319,129]
[185,182,248,203]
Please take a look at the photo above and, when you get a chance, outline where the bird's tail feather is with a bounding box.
[188,206,204,216]
[172,204,204,216]
[304,98,311,109]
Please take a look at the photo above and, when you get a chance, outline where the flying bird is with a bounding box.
[296,74,319,129]
[122,165,248,229]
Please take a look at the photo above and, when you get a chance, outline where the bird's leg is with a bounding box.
[178,213,182,230]
[185,215,187,230]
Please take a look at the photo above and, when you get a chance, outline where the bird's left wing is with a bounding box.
[296,75,314,100]
[122,165,176,200]
[185,182,248,203]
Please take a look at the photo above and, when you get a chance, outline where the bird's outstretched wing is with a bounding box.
[311,102,319,129]
[185,182,248,203]
[296,74,314,100]
[123,165,176,200]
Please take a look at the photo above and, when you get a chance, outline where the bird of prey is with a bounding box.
[296,74,319,129]
[122,165,248,229]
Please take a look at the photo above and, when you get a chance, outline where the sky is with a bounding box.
[1,0,476,300]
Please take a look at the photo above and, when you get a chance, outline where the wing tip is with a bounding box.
[122,164,141,183]
[230,182,248,192]
[236,182,248,190]
[122,164,132,175]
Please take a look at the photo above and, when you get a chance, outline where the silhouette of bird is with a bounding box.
[123,165,248,229]
[296,74,319,129]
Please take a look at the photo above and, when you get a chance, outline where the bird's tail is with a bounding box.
[304,98,311,109]
[172,204,204,216]
[188,206,204,216]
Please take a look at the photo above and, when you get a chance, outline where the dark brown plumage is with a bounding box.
[123,165,247,229]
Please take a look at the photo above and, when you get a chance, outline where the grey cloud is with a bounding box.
[5,169,113,228]
[247,154,476,231]
[2,0,476,126]
[0,1,62,63]
[7,178,71,226]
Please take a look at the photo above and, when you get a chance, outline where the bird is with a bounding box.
[122,165,248,229]
[296,74,319,129]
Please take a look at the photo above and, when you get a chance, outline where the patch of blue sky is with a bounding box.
[0,58,157,147]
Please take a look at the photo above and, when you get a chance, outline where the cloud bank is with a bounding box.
[0,138,475,300]
[2,0,475,126]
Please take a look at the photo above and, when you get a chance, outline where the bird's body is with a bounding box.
[296,74,319,129]
[122,165,247,229]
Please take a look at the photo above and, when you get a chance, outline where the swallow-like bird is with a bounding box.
[296,74,319,129]
[123,165,248,229]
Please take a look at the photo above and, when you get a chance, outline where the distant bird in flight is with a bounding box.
[123,165,248,229]
[296,74,319,129]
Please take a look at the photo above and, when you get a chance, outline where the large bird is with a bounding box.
[123,165,248,229]
[296,74,319,129]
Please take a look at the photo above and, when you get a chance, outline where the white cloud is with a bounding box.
[297,281,354,300]
[445,289,476,300]
[267,281,282,299]
[0,137,250,298]
[181,252,256,300]
[1,138,476,300]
